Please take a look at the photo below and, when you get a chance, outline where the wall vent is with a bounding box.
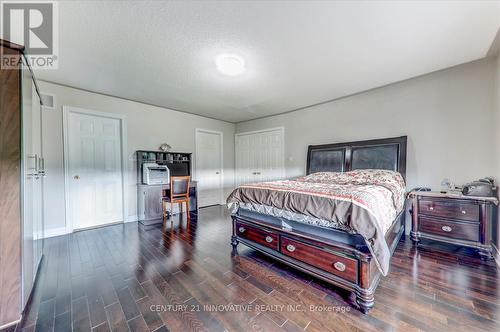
[40,93,55,110]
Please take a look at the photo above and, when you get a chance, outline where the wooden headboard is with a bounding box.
[306,136,407,180]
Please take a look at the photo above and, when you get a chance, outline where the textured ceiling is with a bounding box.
[34,0,500,123]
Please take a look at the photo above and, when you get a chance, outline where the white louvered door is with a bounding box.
[235,128,284,186]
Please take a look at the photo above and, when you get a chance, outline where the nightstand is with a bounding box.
[409,191,498,260]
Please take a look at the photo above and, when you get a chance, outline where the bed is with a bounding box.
[227,136,407,313]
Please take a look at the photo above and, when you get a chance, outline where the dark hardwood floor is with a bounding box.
[6,206,500,332]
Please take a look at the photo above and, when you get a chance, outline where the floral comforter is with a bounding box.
[227,169,406,275]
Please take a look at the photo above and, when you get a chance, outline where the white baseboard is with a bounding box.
[37,217,138,239]
[37,226,69,239]
[126,215,138,223]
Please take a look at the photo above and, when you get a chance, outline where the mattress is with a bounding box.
[238,202,353,233]
[236,207,369,251]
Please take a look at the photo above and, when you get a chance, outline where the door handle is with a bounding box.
[33,154,38,172]
[38,157,46,177]
[73,175,80,180]
[27,154,38,177]
[215,171,220,174]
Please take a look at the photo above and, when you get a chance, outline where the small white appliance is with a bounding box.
[142,163,170,185]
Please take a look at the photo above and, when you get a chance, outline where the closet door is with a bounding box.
[235,128,285,186]
[195,130,223,207]
[31,84,43,280]
[235,134,251,185]
[21,57,43,307]
[235,133,260,185]
[257,130,284,182]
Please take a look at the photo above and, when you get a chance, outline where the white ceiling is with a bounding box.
[36,0,500,123]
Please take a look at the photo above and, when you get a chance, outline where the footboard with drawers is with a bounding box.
[231,210,405,313]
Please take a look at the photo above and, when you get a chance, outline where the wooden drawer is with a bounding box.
[235,222,278,250]
[418,216,479,242]
[280,237,357,284]
[419,199,479,222]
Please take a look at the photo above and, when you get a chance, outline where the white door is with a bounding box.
[66,109,124,230]
[236,128,284,185]
[195,129,223,207]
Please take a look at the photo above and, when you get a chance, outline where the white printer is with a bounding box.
[142,163,170,185]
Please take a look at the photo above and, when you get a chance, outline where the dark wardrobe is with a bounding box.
[0,39,45,328]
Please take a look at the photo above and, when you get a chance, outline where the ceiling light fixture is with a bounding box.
[215,54,245,76]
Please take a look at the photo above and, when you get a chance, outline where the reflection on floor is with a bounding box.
[9,205,500,332]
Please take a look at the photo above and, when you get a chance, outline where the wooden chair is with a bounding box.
[162,176,190,224]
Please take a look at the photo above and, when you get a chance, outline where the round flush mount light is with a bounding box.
[215,54,245,76]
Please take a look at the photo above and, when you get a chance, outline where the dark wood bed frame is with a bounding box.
[230,136,407,313]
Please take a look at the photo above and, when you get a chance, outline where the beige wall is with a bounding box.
[39,57,498,238]
[236,58,497,191]
[39,81,235,235]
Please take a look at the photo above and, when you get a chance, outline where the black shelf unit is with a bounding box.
[136,150,192,184]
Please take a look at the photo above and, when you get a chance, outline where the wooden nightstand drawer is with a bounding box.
[418,216,479,242]
[419,199,479,222]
